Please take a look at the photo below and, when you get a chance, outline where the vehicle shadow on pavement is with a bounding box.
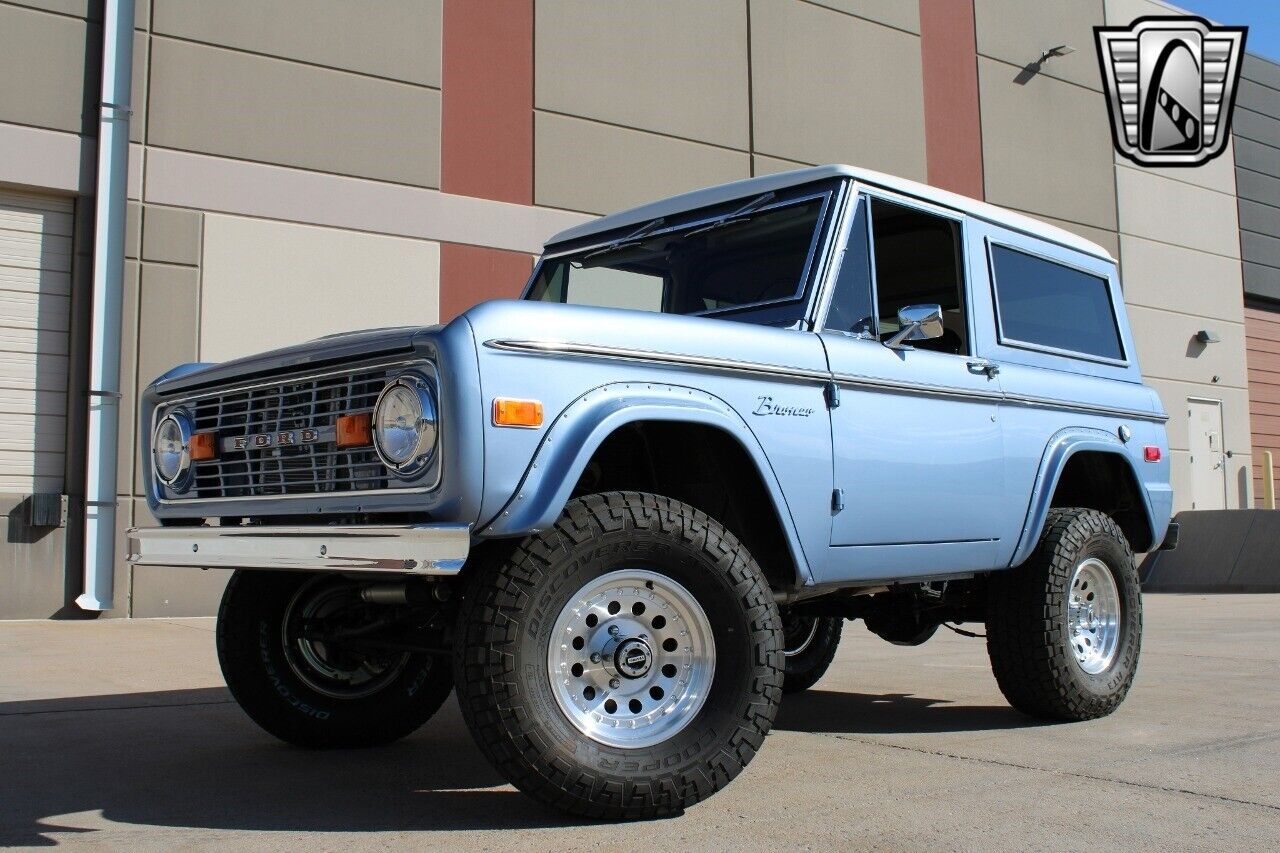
[0,688,606,846]
[774,689,1037,735]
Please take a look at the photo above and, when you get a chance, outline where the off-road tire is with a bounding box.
[217,570,454,748]
[453,491,784,819]
[986,508,1142,721]
[781,613,842,694]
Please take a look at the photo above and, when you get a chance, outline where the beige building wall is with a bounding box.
[532,0,928,215]
[1105,0,1254,512]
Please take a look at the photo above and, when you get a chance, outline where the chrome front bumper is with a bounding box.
[126,523,470,575]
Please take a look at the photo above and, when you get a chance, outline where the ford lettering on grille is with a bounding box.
[222,427,326,452]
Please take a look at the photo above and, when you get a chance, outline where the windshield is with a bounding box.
[526,193,830,326]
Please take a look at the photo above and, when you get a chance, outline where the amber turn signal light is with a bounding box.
[493,398,544,428]
[337,412,373,448]
[189,431,218,461]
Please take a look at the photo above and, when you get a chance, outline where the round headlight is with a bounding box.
[373,376,438,475]
[153,412,192,487]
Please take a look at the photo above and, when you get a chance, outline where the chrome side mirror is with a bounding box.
[885,304,945,349]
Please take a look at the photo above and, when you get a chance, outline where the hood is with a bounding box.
[151,324,441,396]
[460,299,829,377]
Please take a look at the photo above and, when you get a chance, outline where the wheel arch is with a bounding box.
[479,382,813,589]
[1009,429,1159,566]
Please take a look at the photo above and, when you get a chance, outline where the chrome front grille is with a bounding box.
[185,366,395,499]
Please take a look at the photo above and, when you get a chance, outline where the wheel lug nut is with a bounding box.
[609,678,620,689]
[608,625,620,636]
[590,652,601,663]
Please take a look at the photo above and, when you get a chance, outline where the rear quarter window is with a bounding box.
[989,244,1124,362]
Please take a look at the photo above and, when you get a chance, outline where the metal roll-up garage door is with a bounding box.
[0,188,74,495]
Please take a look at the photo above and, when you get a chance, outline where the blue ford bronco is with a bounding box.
[130,165,1176,818]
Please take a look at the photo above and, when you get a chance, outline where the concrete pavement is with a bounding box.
[1,594,1277,850]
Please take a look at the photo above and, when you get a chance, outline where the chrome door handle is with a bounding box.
[967,359,1000,378]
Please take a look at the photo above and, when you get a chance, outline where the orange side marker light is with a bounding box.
[493,398,544,428]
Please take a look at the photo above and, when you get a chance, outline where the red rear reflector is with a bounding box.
[190,432,217,461]
[1144,446,1162,462]
[337,412,373,448]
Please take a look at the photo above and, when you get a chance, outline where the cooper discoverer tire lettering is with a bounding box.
[217,570,454,748]
[453,491,783,819]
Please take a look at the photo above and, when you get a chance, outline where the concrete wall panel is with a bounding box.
[1145,377,1253,453]
[199,214,440,363]
[750,0,927,180]
[1234,108,1280,150]
[1127,305,1248,390]
[1244,54,1280,91]
[974,0,1103,91]
[1243,261,1280,303]
[805,0,920,33]
[140,206,201,266]
[1236,166,1280,209]
[534,112,750,215]
[147,38,441,187]
[1120,234,1245,324]
[135,263,199,494]
[978,56,1116,230]
[1242,230,1280,272]
[753,154,814,177]
[0,4,97,135]
[1116,165,1241,258]
[1120,140,1239,194]
[153,0,442,87]
[535,0,749,150]
[1018,209,1119,259]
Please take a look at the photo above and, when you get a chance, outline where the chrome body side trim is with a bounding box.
[484,338,827,383]
[485,339,1168,422]
[126,523,470,575]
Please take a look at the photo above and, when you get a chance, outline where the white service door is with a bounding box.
[1188,397,1227,511]
[0,189,74,494]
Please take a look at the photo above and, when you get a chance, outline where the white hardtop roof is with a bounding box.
[545,164,1114,263]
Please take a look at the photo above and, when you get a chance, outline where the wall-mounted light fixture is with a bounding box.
[1196,329,1221,344]
[1036,44,1075,64]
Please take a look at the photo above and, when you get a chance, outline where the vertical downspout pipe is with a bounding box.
[75,0,135,611]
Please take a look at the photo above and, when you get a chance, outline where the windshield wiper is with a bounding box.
[680,192,777,238]
[580,216,667,263]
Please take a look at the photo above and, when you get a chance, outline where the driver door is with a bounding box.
[819,192,1005,583]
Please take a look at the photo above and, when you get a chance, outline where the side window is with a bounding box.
[869,198,969,356]
[989,244,1124,361]
[825,197,875,336]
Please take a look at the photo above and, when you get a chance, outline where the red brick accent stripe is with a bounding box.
[918,0,985,200]
[439,0,535,320]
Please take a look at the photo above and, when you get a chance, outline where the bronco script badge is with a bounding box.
[1095,16,1246,167]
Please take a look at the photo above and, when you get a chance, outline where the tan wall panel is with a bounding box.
[0,4,96,135]
[535,0,749,150]
[141,206,202,266]
[974,0,1104,91]
[153,0,442,87]
[199,214,440,363]
[804,0,919,33]
[750,0,926,180]
[978,57,1117,230]
[1116,165,1241,258]
[1128,305,1248,389]
[1119,139,1240,195]
[148,38,441,187]
[135,263,199,495]
[1120,235,1245,323]
[1015,209,1119,258]
[1104,0,1174,26]
[534,112,750,215]
[118,260,138,496]
[753,153,814,177]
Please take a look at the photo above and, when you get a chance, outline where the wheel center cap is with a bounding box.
[614,638,652,679]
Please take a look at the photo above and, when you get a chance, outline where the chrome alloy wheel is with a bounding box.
[547,569,716,749]
[282,577,409,700]
[1067,557,1122,675]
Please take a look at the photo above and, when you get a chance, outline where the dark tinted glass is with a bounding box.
[990,245,1123,361]
[825,198,874,336]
